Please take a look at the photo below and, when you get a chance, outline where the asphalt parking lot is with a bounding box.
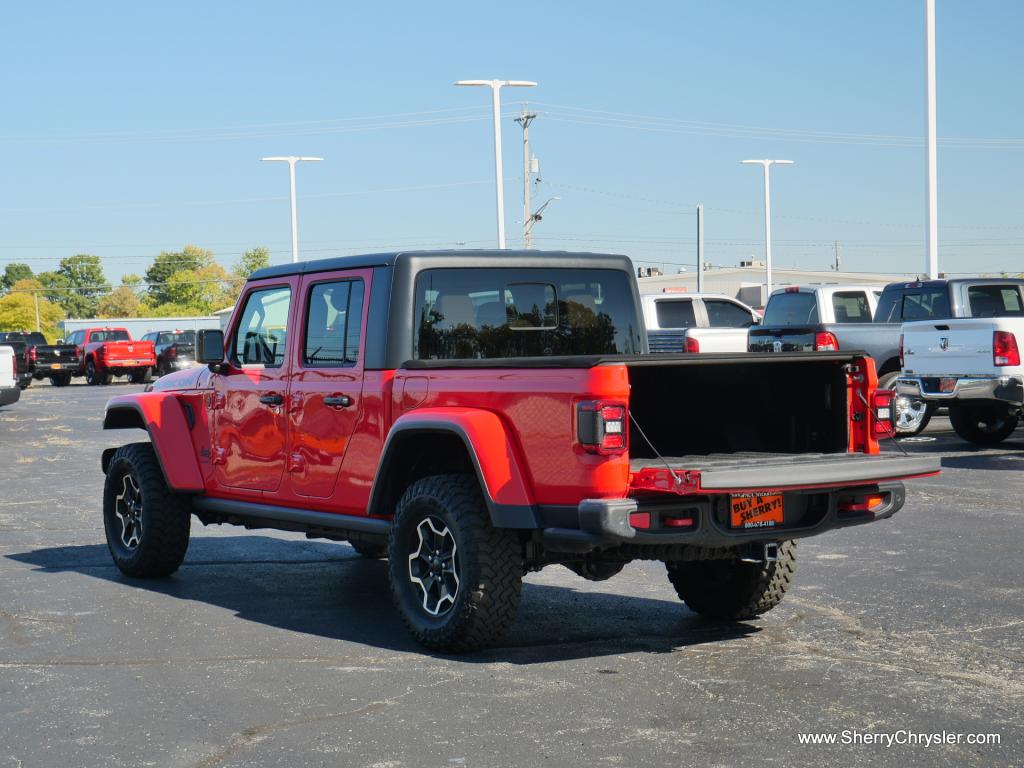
[1,380,1021,768]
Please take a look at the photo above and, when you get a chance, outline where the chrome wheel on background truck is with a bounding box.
[878,371,931,437]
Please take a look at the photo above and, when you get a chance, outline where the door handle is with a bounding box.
[324,395,352,408]
[259,393,284,406]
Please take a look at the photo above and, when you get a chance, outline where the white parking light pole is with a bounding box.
[261,156,323,263]
[455,79,537,249]
[741,159,794,300]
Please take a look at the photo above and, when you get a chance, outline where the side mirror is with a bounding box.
[196,329,226,371]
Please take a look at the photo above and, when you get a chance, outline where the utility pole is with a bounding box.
[834,240,841,272]
[33,290,41,332]
[696,204,705,292]
[515,105,538,248]
[925,0,939,278]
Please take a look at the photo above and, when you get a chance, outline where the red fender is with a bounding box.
[383,406,535,509]
[104,393,205,492]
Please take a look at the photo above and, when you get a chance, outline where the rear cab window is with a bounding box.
[762,292,819,325]
[654,299,696,329]
[414,268,640,359]
[89,330,131,343]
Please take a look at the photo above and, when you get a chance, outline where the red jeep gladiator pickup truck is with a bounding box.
[100,251,939,651]
[69,327,156,385]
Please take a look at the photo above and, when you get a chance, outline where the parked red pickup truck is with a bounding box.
[100,251,939,651]
[66,327,156,385]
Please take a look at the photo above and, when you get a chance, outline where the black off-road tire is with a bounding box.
[17,377,31,390]
[350,540,388,559]
[49,372,72,387]
[948,402,1019,445]
[103,442,191,577]
[387,474,522,653]
[666,540,797,620]
[85,359,111,386]
[129,366,153,384]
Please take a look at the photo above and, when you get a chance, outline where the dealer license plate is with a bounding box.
[50,363,61,369]
[730,493,784,529]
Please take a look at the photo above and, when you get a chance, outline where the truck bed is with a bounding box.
[630,452,938,490]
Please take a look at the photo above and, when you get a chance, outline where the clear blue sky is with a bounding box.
[1,0,1022,284]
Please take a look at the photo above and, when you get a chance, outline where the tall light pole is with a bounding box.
[455,79,537,249]
[741,159,794,300]
[925,0,939,278]
[261,156,323,263]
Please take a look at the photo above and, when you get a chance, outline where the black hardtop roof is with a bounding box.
[881,277,1024,291]
[249,249,634,281]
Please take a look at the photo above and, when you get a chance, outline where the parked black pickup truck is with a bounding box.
[140,330,198,376]
[0,331,80,387]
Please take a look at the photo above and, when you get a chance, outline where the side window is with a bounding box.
[831,291,872,323]
[303,279,365,367]
[704,300,754,328]
[232,286,292,367]
[654,299,696,328]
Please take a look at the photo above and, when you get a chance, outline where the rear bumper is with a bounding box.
[33,362,78,376]
[541,481,908,552]
[0,385,21,407]
[897,375,1024,405]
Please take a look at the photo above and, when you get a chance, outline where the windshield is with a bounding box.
[763,292,819,325]
[414,268,641,359]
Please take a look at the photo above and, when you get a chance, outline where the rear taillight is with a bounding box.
[993,331,1020,367]
[872,389,895,436]
[27,346,37,363]
[839,493,887,514]
[684,336,700,353]
[577,401,628,454]
[898,333,904,368]
[814,331,840,352]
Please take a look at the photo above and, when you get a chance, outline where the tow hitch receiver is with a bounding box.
[741,542,779,564]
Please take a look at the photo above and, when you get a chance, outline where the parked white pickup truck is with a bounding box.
[0,345,21,408]
[643,292,760,353]
[898,287,1024,444]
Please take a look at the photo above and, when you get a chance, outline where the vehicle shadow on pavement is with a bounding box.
[7,536,760,664]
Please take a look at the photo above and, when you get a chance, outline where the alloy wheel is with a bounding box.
[407,516,459,616]
[114,473,143,550]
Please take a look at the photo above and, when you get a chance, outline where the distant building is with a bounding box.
[637,265,917,309]
[59,316,220,340]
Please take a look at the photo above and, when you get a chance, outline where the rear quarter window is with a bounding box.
[830,291,872,323]
[654,299,696,328]
[967,285,1024,317]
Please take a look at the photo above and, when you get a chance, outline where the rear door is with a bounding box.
[647,297,697,353]
[287,269,369,499]
[212,279,297,493]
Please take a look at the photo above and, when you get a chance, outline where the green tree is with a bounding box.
[233,247,271,278]
[0,279,64,337]
[144,246,214,306]
[97,286,141,318]
[50,255,109,318]
[1,263,33,292]
[158,263,234,314]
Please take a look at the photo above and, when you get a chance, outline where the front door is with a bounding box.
[212,281,296,492]
[287,270,369,498]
